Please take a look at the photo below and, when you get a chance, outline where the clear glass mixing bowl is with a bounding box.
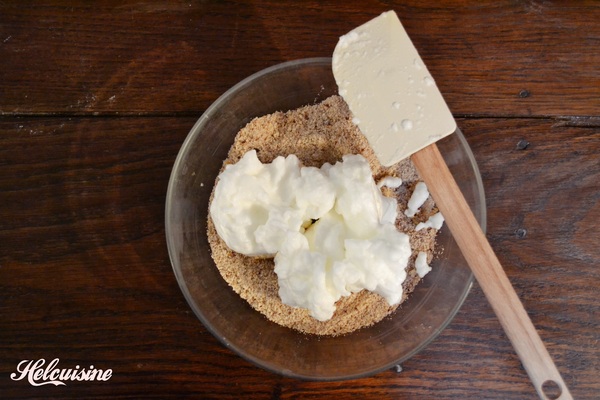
[165,58,486,380]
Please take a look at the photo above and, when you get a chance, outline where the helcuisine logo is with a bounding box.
[10,358,112,386]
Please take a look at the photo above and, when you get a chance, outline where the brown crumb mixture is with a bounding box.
[207,95,439,336]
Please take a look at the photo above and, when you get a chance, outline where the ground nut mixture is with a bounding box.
[207,95,439,336]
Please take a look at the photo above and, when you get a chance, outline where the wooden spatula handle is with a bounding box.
[412,143,572,400]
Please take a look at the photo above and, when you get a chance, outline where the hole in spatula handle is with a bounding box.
[542,380,562,399]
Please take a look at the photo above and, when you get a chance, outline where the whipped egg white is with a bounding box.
[210,150,411,321]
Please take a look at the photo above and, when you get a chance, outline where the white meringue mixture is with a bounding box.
[210,150,440,321]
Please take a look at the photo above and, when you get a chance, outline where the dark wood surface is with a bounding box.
[1,1,598,399]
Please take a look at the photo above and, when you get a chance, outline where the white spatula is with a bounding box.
[333,11,572,400]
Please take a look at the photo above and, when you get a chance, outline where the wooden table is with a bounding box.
[1,1,598,399]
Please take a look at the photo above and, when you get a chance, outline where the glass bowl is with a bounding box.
[165,58,486,380]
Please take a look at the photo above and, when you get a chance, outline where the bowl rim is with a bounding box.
[165,57,486,380]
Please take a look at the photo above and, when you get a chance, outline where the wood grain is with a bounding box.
[1,1,599,399]
[1,1,599,117]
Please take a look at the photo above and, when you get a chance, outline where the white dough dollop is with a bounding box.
[404,181,429,218]
[210,150,335,256]
[415,211,445,231]
[210,151,412,321]
[415,251,432,278]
